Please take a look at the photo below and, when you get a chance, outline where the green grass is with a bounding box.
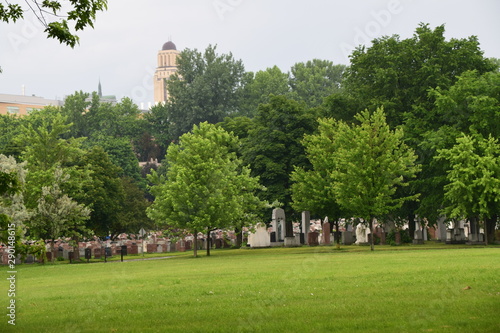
[1,245,499,332]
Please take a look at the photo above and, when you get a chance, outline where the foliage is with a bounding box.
[436,134,500,243]
[148,122,266,257]
[291,118,344,220]
[344,23,496,129]
[330,108,420,250]
[0,115,23,158]
[153,45,246,142]
[243,95,316,218]
[30,168,90,261]
[19,112,88,208]
[78,146,124,238]
[239,66,291,116]
[289,59,346,108]
[0,0,108,48]
[430,70,500,138]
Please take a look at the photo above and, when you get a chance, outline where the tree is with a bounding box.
[78,146,124,239]
[31,168,90,261]
[430,70,500,138]
[19,112,87,208]
[0,155,29,247]
[243,95,317,219]
[342,23,497,232]
[147,122,265,257]
[86,135,142,183]
[150,45,246,142]
[0,0,108,48]
[0,115,24,158]
[289,59,345,108]
[239,66,291,116]
[344,23,496,129]
[330,108,420,251]
[291,121,346,248]
[436,134,500,244]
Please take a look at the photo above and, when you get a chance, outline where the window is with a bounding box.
[7,106,20,114]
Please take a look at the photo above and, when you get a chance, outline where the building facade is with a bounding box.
[153,41,180,104]
[0,93,63,116]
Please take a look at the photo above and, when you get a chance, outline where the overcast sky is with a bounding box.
[1,0,499,106]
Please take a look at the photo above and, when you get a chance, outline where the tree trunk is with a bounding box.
[369,217,374,251]
[235,227,242,248]
[50,239,56,263]
[206,229,211,256]
[486,215,497,245]
[193,230,198,258]
[408,213,415,240]
[72,235,79,262]
[335,220,341,250]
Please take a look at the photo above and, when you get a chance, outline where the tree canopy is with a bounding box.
[148,122,266,257]
[331,108,420,250]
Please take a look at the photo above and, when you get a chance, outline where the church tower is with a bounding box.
[154,40,180,104]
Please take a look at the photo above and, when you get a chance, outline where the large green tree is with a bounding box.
[243,95,317,219]
[291,119,346,248]
[344,23,496,129]
[342,23,497,233]
[436,134,499,244]
[330,108,420,251]
[148,45,246,143]
[148,122,265,257]
[239,66,291,116]
[289,59,345,108]
[31,168,90,261]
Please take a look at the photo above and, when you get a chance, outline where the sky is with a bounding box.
[1,0,499,107]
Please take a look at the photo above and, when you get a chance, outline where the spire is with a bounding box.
[98,79,102,97]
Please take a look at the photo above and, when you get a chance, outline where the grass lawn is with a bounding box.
[1,244,499,332]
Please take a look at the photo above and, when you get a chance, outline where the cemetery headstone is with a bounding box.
[308,231,319,246]
[271,208,286,241]
[355,223,370,245]
[249,223,271,248]
[322,222,331,245]
[302,211,310,245]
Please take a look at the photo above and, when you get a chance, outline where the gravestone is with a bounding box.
[355,224,370,245]
[249,223,271,248]
[94,247,102,259]
[322,222,331,245]
[271,208,286,241]
[342,224,354,245]
[24,254,35,264]
[413,229,424,244]
[413,221,425,244]
[301,211,310,245]
[435,217,447,241]
[308,231,319,246]
[147,244,157,253]
[215,238,223,249]
[446,220,466,244]
[130,244,139,255]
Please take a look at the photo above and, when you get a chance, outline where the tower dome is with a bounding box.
[162,41,176,51]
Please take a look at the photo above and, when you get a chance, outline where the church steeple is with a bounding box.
[98,79,102,97]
